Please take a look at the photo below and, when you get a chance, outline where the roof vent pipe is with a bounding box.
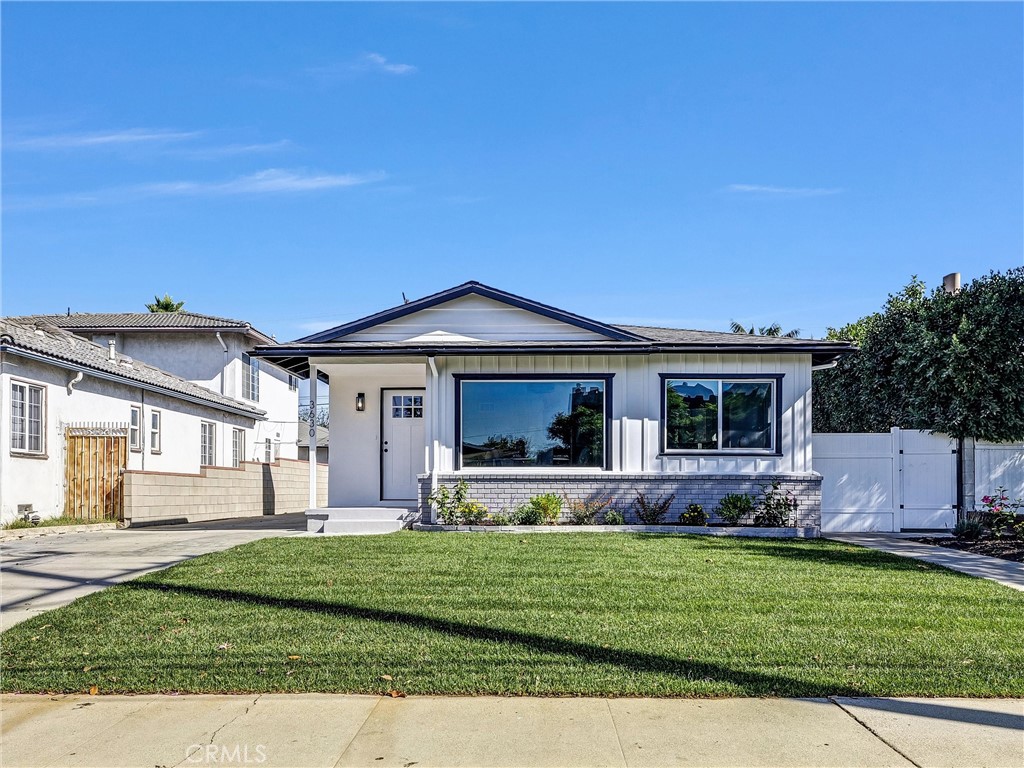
[943,272,961,295]
[107,339,116,361]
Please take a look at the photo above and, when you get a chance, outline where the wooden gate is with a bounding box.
[65,423,128,521]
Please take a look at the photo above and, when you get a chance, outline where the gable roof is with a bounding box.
[0,318,266,419]
[14,311,275,344]
[295,281,647,343]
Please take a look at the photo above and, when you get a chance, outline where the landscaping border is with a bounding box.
[0,522,119,541]
[412,523,819,538]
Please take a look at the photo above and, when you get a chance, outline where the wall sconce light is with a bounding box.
[355,392,365,412]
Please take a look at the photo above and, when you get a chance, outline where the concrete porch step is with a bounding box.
[306,507,416,535]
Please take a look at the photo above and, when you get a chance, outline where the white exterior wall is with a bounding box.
[344,295,610,342]
[87,330,299,461]
[0,353,257,524]
[319,353,814,506]
[323,363,425,506]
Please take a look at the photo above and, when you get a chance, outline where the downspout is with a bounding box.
[811,360,839,371]
[215,332,228,395]
[67,370,84,394]
[428,355,440,523]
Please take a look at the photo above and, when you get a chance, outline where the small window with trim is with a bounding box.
[200,421,217,466]
[661,374,782,454]
[242,353,260,402]
[150,410,162,453]
[129,406,142,451]
[10,381,45,455]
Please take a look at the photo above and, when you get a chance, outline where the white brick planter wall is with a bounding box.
[418,472,821,531]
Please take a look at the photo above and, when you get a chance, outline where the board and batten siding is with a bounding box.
[430,353,813,475]
[342,294,611,342]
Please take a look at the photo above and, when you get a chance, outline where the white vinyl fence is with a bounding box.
[974,440,1024,502]
[813,429,957,533]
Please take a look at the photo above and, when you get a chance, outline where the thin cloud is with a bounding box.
[6,128,203,150]
[306,52,417,83]
[725,184,842,198]
[140,169,387,196]
[6,169,386,211]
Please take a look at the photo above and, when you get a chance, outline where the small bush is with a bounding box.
[532,493,563,525]
[460,501,489,525]
[716,493,755,525]
[511,503,546,526]
[754,480,798,527]
[564,496,612,525]
[953,518,985,541]
[603,509,625,525]
[488,512,512,526]
[678,503,707,526]
[631,491,674,524]
[979,487,1022,539]
[427,479,470,525]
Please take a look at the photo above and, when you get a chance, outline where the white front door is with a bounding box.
[382,389,426,500]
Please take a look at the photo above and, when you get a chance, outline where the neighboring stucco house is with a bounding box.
[253,282,853,531]
[0,318,266,524]
[12,311,300,463]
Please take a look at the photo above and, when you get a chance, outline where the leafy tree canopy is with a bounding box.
[146,294,185,312]
[813,268,1024,442]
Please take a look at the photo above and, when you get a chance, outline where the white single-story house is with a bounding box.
[253,282,853,532]
[0,318,267,524]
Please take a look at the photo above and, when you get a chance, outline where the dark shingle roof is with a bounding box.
[613,324,814,345]
[14,311,274,343]
[0,318,266,419]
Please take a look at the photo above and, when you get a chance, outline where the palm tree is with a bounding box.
[146,294,185,312]
[729,320,800,338]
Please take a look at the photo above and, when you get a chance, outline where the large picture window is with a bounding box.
[456,375,612,469]
[662,374,782,454]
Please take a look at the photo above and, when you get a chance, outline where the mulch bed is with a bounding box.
[911,537,1024,563]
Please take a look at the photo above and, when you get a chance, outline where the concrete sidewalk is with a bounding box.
[0,514,305,631]
[1,694,1021,768]
[827,533,1024,591]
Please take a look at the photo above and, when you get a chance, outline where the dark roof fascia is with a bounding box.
[293,281,647,343]
[1,345,267,421]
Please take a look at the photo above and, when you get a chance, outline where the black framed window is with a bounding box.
[661,374,782,454]
[455,374,613,470]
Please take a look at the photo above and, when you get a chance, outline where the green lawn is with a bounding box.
[3,533,1023,697]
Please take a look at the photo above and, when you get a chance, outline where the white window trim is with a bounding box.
[231,428,244,468]
[200,421,217,467]
[10,380,46,456]
[150,410,162,454]
[129,405,142,452]
[242,353,260,402]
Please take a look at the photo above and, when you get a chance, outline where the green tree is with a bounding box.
[813,269,1024,442]
[146,294,185,312]
[547,406,604,465]
[729,321,800,338]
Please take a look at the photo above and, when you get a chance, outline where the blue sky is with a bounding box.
[3,3,1021,341]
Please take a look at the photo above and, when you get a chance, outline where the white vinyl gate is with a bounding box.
[813,428,957,533]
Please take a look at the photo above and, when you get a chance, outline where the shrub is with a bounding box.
[426,480,487,525]
[753,481,798,527]
[716,493,755,525]
[488,512,512,526]
[953,518,986,541]
[603,509,625,525]
[631,491,674,524]
[564,496,612,525]
[678,503,707,526]
[530,493,563,525]
[979,487,1022,539]
[460,501,489,525]
[511,502,545,526]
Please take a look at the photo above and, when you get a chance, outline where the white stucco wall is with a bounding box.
[319,353,815,506]
[87,330,299,461]
[0,352,258,524]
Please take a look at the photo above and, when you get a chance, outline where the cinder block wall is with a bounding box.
[418,473,821,528]
[125,459,329,525]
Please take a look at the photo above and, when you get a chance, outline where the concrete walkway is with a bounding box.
[827,533,1024,591]
[0,514,305,631]
[1,694,1021,767]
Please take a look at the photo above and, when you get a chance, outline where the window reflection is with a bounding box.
[665,378,774,452]
[461,380,606,468]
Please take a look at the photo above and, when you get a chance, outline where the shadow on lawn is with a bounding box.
[124,580,862,696]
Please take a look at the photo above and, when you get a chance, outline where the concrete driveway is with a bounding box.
[0,514,305,631]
